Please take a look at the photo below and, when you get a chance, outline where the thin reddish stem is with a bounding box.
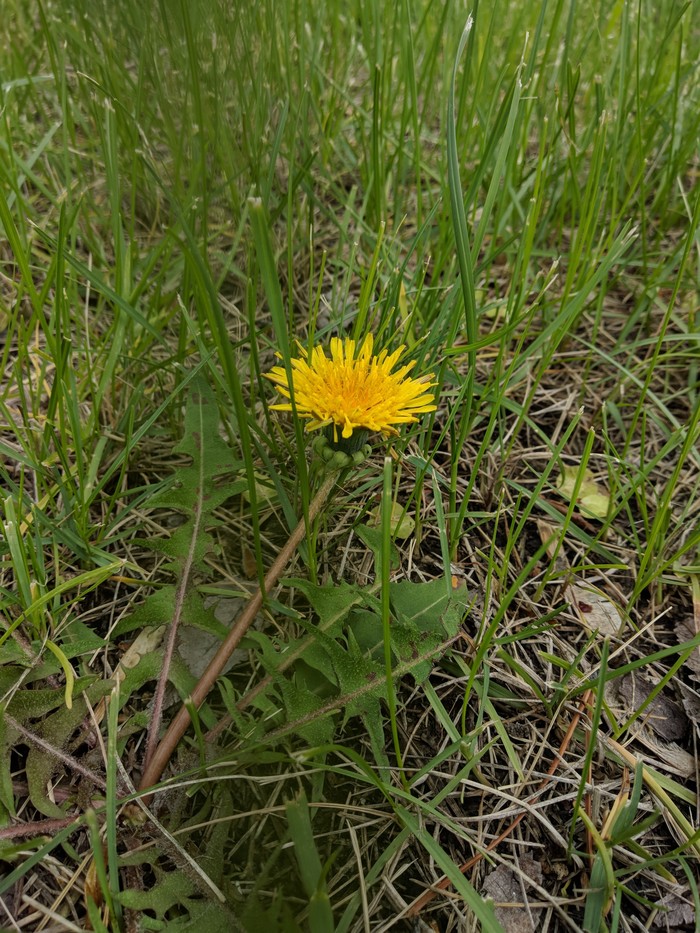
[138,470,338,794]
[406,689,594,918]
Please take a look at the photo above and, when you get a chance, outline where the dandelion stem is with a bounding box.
[138,469,339,794]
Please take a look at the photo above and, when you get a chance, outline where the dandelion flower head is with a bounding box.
[265,334,437,443]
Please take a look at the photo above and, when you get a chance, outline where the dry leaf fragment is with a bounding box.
[675,616,700,682]
[536,518,560,558]
[677,682,700,727]
[569,583,624,637]
[652,890,695,929]
[536,518,567,572]
[536,519,624,639]
[177,598,247,679]
[638,735,696,779]
[482,857,543,933]
[618,673,688,743]
[605,675,693,776]
[241,541,258,579]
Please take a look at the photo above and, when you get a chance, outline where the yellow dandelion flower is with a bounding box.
[265,334,437,444]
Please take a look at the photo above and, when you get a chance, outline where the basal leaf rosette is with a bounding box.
[265,334,437,466]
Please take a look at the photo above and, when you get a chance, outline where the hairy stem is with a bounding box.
[138,469,338,793]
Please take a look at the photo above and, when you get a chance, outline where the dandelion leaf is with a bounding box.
[242,575,468,757]
[120,850,240,931]
[119,650,197,714]
[0,714,15,819]
[277,677,336,747]
[114,379,243,641]
[59,619,106,658]
[347,578,468,682]
[5,674,97,722]
[285,578,365,638]
[7,678,112,819]
[391,577,469,639]
[354,523,399,576]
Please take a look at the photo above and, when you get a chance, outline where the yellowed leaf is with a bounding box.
[84,854,104,908]
[579,490,609,519]
[557,466,609,519]
[242,471,277,505]
[370,502,415,539]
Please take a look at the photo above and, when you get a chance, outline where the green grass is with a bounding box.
[1,0,700,929]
